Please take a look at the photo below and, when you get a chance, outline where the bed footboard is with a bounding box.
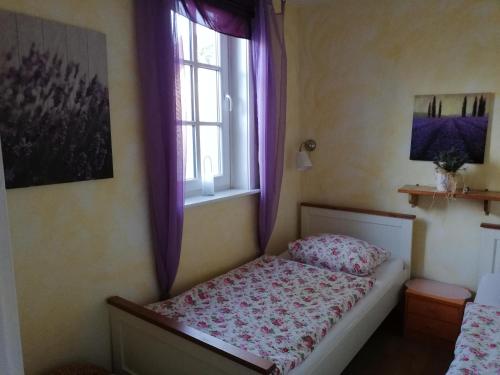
[107,297,275,375]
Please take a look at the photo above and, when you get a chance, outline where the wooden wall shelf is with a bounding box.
[398,185,500,215]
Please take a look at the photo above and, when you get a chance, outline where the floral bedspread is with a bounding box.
[147,255,375,374]
[447,303,500,375]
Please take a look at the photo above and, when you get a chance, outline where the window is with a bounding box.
[176,14,253,199]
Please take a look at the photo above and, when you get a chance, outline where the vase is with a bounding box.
[435,169,457,192]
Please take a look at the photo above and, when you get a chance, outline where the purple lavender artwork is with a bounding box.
[0,10,113,188]
[410,93,492,164]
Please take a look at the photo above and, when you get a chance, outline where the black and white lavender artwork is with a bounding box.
[0,10,113,189]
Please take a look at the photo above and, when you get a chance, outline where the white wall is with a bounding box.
[0,141,24,375]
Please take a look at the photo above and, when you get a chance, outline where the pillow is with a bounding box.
[288,234,390,275]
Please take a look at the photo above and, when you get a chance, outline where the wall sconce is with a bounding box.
[296,139,317,171]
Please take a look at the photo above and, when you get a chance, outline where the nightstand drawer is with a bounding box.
[407,295,462,324]
[406,312,460,342]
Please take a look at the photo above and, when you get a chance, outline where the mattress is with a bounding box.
[287,255,406,375]
[475,273,500,307]
[147,255,375,374]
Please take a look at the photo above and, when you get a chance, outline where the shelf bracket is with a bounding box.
[484,200,490,216]
[408,194,418,207]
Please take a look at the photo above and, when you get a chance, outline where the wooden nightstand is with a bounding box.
[404,278,472,346]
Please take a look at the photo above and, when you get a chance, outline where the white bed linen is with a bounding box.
[278,252,406,375]
[475,273,500,307]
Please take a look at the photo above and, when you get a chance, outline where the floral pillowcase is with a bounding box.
[288,234,391,276]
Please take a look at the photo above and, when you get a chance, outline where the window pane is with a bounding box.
[200,126,221,176]
[183,125,195,180]
[176,14,191,61]
[180,64,193,121]
[196,24,219,66]
[197,68,219,122]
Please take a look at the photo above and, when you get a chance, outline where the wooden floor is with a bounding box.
[342,311,455,375]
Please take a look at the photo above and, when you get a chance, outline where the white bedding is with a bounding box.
[279,252,407,375]
[475,273,500,307]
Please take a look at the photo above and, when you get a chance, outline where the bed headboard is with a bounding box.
[478,223,500,284]
[301,203,415,270]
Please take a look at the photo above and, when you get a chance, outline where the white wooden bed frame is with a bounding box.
[108,203,415,375]
[478,223,500,286]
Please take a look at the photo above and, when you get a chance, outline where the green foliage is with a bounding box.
[472,96,478,116]
[433,147,468,173]
[478,95,486,117]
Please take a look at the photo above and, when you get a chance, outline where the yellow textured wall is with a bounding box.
[2,1,302,373]
[296,0,500,290]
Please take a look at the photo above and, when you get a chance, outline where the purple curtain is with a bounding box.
[134,0,286,296]
[178,0,255,38]
[135,0,184,297]
[252,0,287,251]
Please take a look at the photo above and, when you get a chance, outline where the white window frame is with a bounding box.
[182,20,230,197]
[228,35,256,191]
[179,15,256,202]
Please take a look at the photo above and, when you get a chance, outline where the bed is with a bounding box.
[446,224,500,375]
[107,203,415,374]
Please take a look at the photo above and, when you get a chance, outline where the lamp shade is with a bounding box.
[296,150,312,171]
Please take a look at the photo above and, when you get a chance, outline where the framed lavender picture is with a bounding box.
[0,10,113,189]
[410,93,493,164]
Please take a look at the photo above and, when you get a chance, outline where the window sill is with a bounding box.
[184,189,260,208]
